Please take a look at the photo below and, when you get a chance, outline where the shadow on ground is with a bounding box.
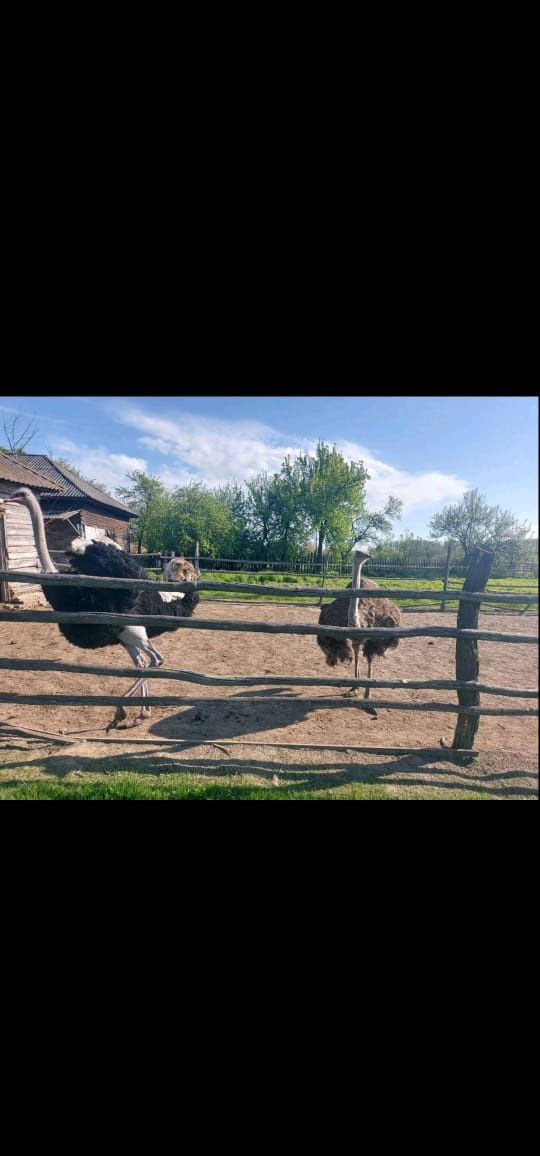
[0,745,537,798]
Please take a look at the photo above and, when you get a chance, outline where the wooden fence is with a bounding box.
[126,552,539,580]
[0,548,538,752]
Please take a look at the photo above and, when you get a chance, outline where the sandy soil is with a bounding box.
[0,601,537,798]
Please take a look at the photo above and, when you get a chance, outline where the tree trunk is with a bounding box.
[452,547,495,749]
[316,528,325,566]
[440,541,452,610]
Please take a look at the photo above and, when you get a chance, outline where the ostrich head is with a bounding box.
[4,486,34,506]
[164,556,199,584]
[351,541,371,562]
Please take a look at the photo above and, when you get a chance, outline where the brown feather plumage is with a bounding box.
[317,576,400,667]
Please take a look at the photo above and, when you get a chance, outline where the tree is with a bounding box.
[163,483,238,558]
[270,456,310,561]
[1,412,38,456]
[244,461,309,561]
[245,471,282,558]
[116,471,170,553]
[213,483,252,557]
[352,494,403,550]
[429,488,531,563]
[295,441,369,564]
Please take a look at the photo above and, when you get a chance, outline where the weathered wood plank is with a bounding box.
[0,724,499,753]
[0,656,536,697]
[0,607,536,644]
[0,568,536,604]
[453,548,495,749]
[0,691,536,715]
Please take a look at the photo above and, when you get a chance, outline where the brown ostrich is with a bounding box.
[316,545,401,717]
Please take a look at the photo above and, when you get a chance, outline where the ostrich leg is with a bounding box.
[107,627,164,730]
[363,655,377,717]
[346,643,361,697]
[106,671,149,732]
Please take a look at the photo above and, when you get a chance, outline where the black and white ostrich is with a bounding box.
[4,487,200,730]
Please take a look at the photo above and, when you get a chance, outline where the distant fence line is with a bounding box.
[127,552,539,580]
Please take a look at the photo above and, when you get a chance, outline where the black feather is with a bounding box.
[42,542,199,649]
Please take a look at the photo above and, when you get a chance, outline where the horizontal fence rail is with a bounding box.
[0,692,536,716]
[0,725,512,754]
[0,607,537,644]
[0,657,536,698]
[0,569,537,605]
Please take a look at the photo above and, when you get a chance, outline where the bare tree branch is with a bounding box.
[2,413,39,457]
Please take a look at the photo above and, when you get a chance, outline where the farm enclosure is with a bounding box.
[0,601,537,799]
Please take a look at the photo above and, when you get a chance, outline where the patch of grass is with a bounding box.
[194,569,538,608]
[0,775,392,801]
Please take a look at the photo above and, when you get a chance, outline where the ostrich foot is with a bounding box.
[345,688,360,697]
[362,704,377,718]
[106,705,128,731]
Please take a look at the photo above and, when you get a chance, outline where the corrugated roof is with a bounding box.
[0,450,65,492]
[21,455,137,515]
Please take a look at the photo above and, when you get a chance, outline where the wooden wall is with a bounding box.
[0,483,41,598]
[80,508,131,549]
[45,517,83,553]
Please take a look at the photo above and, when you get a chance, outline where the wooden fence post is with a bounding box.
[440,541,452,611]
[0,514,9,602]
[452,547,495,749]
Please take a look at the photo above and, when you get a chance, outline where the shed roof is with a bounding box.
[0,450,65,492]
[20,455,137,515]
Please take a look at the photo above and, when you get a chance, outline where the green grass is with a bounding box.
[0,774,494,801]
[194,570,538,609]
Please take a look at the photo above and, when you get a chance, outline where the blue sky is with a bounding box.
[1,394,537,538]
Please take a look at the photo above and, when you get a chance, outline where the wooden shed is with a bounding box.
[20,455,137,554]
[0,452,66,601]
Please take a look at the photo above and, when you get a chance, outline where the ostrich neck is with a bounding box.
[347,554,365,627]
[25,492,57,574]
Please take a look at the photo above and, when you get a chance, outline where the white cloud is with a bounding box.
[50,438,147,492]
[107,405,302,489]
[101,406,470,512]
[332,440,468,511]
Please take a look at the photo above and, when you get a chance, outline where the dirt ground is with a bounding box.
[0,601,537,798]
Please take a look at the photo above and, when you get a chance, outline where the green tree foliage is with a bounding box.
[243,460,311,561]
[269,456,310,561]
[429,488,531,562]
[352,494,403,550]
[294,441,369,563]
[116,471,169,552]
[214,483,253,557]
[163,483,238,558]
[245,471,281,556]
